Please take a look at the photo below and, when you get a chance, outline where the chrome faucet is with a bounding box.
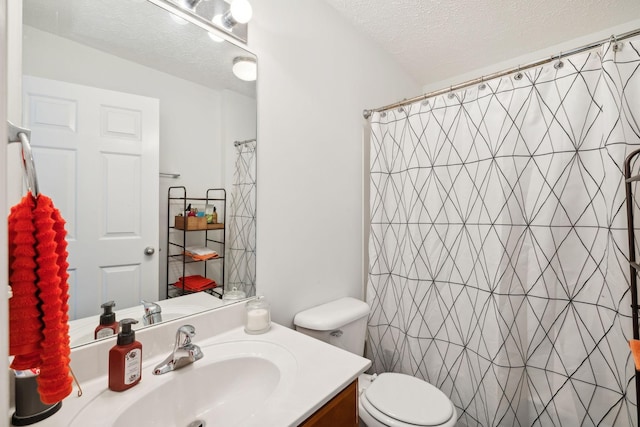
[141,300,162,325]
[153,325,203,375]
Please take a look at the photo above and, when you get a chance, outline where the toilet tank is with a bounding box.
[293,297,370,356]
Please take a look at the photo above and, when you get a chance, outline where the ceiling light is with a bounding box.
[232,57,257,82]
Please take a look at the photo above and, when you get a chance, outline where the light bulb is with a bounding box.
[208,19,224,43]
[230,0,252,24]
[212,14,224,27]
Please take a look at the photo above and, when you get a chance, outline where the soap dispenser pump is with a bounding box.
[108,318,142,392]
[95,301,118,339]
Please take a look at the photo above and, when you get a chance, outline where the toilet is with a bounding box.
[294,297,457,427]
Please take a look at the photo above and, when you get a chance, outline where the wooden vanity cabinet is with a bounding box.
[299,380,358,427]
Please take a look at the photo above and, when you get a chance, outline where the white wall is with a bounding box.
[248,0,421,326]
[222,89,257,207]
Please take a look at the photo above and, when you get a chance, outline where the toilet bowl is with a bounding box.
[358,373,457,427]
[293,297,457,427]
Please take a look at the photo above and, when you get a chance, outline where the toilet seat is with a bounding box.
[360,373,455,427]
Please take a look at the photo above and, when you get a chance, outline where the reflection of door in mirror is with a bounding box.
[22,76,160,320]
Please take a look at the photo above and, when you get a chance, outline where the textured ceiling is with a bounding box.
[23,0,256,97]
[322,0,640,88]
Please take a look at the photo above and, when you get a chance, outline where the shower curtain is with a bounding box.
[227,140,257,297]
[367,39,640,426]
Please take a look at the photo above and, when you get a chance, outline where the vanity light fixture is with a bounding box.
[232,57,257,81]
[170,0,252,43]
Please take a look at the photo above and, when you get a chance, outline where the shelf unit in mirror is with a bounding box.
[168,186,226,299]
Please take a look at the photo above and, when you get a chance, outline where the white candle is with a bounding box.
[246,308,270,332]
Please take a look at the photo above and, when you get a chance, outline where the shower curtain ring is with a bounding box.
[554,53,564,70]
[514,66,523,81]
[447,86,455,99]
[479,76,486,91]
[611,34,623,52]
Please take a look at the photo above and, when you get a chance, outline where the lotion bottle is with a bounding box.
[211,206,218,224]
[95,301,117,339]
[108,318,142,392]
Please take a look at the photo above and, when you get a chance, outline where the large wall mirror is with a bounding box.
[19,0,257,347]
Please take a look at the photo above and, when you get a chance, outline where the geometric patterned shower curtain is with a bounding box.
[227,140,257,297]
[367,38,640,426]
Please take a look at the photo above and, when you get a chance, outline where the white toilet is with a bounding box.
[294,297,457,427]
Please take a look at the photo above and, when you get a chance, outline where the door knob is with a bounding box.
[144,246,155,256]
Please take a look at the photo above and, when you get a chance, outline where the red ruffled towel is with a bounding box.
[8,192,72,404]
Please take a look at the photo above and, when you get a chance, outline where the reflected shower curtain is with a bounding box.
[367,39,640,426]
[227,140,257,297]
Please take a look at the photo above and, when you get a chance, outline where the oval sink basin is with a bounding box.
[69,340,297,427]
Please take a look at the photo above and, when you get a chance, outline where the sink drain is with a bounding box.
[186,420,205,427]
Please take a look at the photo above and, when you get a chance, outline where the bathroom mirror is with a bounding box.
[19,0,257,347]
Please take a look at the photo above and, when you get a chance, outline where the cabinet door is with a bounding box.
[300,380,358,427]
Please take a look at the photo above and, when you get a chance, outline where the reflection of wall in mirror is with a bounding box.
[22,25,256,310]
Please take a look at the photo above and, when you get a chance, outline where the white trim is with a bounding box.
[1,0,10,423]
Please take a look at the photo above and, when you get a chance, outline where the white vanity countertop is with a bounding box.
[33,306,370,427]
[207,324,371,426]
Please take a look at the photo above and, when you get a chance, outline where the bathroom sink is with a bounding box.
[67,340,297,427]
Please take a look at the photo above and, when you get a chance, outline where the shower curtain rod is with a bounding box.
[234,138,256,147]
[363,27,640,119]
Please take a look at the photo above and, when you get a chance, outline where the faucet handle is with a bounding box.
[141,299,162,314]
[176,324,196,346]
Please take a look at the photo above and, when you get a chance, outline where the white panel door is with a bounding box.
[22,76,159,319]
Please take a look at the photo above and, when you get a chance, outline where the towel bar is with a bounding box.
[7,121,39,197]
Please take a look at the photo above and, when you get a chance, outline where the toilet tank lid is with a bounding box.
[294,297,370,331]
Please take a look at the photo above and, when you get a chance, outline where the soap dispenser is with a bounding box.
[95,301,118,339]
[108,318,142,392]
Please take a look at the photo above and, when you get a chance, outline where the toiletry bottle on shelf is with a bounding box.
[108,318,142,392]
[95,301,118,339]
[212,206,218,224]
[205,205,214,224]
